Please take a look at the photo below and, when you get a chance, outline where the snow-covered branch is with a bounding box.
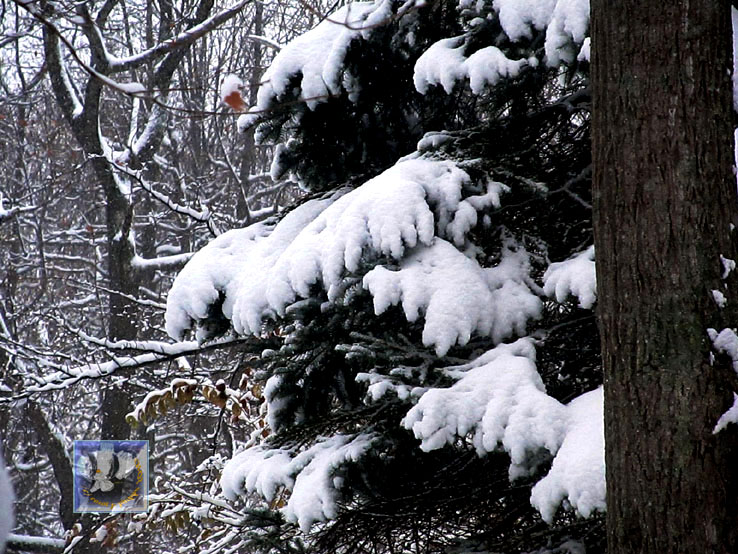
[9,336,256,399]
[131,252,194,271]
[7,533,65,553]
[127,168,221,237]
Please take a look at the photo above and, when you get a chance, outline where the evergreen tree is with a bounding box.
[166,0,603,551]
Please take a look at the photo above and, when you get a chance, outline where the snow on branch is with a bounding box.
[9,336,254,399]
[414,36,535,95]
[120,165,221,237]
[238,0,394,129]
[166,158,538,354]
[413,0,591,98]
[403,339,566,474]
[491,0,589,65]
[364,241,541,355]
[530,387,605,522]
[708,327,738,372]
[543,245,596,309]
[131,252,194,271]
[220,433,376,532]
[6,533,65,554]
[0,194,36,223]
[403,339,604,520]
[165,220,281,341]
[713,393,738,434]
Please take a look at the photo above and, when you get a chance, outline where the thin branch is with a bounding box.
[107,0,253,72]
[6,336,261,400]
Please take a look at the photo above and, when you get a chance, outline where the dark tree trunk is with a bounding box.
[591,2,738,552]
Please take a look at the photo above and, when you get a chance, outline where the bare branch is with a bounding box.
[107,0,253,73]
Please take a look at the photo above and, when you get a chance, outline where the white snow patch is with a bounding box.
[364,240,541,356]
[530,387,605,523]
[714,392,738,434]
[721,254,736,279]
[118,81,146,94]
[0,451,15,553]
[167,158,520,353]
[492,0,556,41]
[577,37,590,62]
[5,535,66,551]
[226,159,472,338]
[165,222,274,340]
[712,289,728,308]
[543,246,596,309]
[490,0,589,68]
[404,342,605,521]
[403,339,567,478]
[220,434,375,532]
[239,0,388,129]
[708,327,738,373]
[543,0,589,66]
[414,37,531,95]
[91,526,108,543]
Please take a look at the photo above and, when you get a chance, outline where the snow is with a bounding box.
[543,0,589,66]
[543,246,596,309]
[26,336,241,393]
[712,289,728,308]
[221,74,244,103]
[413,0,590,95]
[492,0,556,41]
[708,327,738,373]
[91,525,108,543]
[721,254,736,279]
[220,434,375,531]
[714,392,738,434]
[118,81,146,94]
[413,37,466,94]
[6,534,66,550]
[577,37,590,62]
[404,342,605,519]
[472,0,591,67]
[363,241,541,356]
[167,158,525,354]
[403,339,567,477]
[530,387,605,523]
[164,222,276,340]
[413,37,533,95]
[238,0,389,129]
[0,452,14,554]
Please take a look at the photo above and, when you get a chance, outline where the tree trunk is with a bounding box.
[591,2,738,552]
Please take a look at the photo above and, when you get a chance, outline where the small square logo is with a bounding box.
[73,440,149,513]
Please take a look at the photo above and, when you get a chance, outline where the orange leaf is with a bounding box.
[223,90,246,112]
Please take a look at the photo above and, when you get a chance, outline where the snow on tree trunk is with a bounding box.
[591,1,738,551]
[0,450,14,553]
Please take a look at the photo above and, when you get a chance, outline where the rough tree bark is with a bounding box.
[591,1,738,552]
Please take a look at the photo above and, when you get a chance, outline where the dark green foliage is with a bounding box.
[253,1,470,191]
